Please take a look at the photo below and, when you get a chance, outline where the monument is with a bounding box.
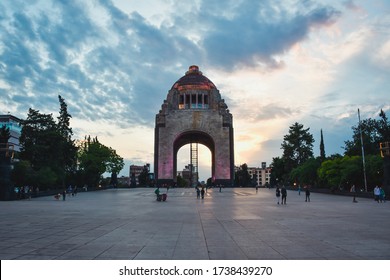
[154,65,234,187]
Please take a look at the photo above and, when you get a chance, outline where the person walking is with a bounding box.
[281,186,287,205]
[196,186,200,199]
[154,187,160,201]
[379,187,386,203]
[305,187,311,202]
[350,185,357,203]
[275,187,281,204]
[201,187,205,199]
[298,185,301,196]
[374,185,381,203]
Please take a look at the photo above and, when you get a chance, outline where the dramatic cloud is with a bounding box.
[201,1,340,70]
[0,0,389,178]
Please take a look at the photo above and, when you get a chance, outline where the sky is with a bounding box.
[1,0,389,181]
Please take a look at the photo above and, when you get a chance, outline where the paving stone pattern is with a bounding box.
[0,188,389,260]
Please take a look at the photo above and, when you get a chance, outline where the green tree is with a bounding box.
[11,160,34,187]
[317,155,379,191]
[290,157,321,186]
[320,129,326,161]
[344,110,390,156]
[0,125,11,144]
[78,136,123,187]
[56,95,78,186]
[0,125,11,158]
[270,156,287,186]
[318,157,343,190]
[234,163,251,187]
[138,164,150,187]
[378,109,390,141]
[106,147,125,187]
[19,109,59,170]
[339,156,362,188]
[176,175,188,188]
[365,154,384,188]
[281,122,314,173]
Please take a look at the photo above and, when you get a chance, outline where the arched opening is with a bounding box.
[177,144,212,184]
[173,131,215,185]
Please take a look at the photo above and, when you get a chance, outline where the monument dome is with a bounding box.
[172,65,216,91]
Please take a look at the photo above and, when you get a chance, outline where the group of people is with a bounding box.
[196,185,206,199]
[275,186,287,204]
[14,185,36,200]
[57,185,78,201]
[276,186,311,204]
[374,185,386,203]
[350,185,386,203]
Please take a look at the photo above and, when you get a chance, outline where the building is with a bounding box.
[177,164,198,187]
[129,164,151,185]
[154,65,234,187]
[248,162,271,187]
[0,114,22,153]
[235,162,271,187]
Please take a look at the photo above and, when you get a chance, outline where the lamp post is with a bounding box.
[358,109,368,192]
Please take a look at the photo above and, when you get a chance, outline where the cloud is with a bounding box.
[1,0,389,177]
[199,1,340,70]
[0,0,341,130]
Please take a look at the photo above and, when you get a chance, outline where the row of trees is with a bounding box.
[11,96,124,190]
[270,109,389,192]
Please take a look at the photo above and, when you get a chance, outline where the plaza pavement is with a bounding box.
[0,187,389,260]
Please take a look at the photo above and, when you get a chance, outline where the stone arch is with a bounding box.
[154,66,234,187]
[173,130,215,181]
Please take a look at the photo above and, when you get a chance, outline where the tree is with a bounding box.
[19,108,58,170]
[77,136,122,187]
[318,157,343,190]
[18,97,79,189]
[176,175,188,188]
[317,155,382,191]
[281,122,314,174]
[11,160,34,187]
[378,109,390,141]
[106,147,125,187]
[320,129,326,161]
[56,95,78,186]
[344,110,390,156]
[290,158,321,186]
[270,156,287,186]
[0,125,11,158]
[0,125,11,144]
[365,155,384,188]
[138,164,150,187]
[339,156,363,189]
[234,163,251,187]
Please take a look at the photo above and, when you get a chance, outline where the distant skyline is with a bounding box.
[1,0,389,180]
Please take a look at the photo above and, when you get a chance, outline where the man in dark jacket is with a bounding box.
[281,186,287,205]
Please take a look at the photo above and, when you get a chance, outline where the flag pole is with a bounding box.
[358,109,368,192]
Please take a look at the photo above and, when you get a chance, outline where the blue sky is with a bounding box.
[1,0,389,180]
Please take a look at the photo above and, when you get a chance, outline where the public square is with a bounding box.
[0,187,389,260]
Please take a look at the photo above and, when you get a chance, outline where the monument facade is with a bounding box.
[154,65,234,186]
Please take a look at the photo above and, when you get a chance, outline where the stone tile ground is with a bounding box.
[0,188,389,260]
